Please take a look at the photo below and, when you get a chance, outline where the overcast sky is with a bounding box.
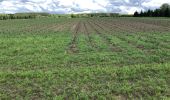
[0,0,170,14]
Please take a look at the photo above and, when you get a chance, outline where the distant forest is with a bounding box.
[134,3,170,17]
[0,13,121,20]
[0,13,49,20]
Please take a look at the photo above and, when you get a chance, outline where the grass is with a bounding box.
[0,63,169,99]
[0,17,170,99]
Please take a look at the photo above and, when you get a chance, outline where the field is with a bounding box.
[0,17,170,99]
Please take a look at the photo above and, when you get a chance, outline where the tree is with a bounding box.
[71,14,75,18]
[165,8,170,17]
[153,9,160,17]
[160,3,170,11]
[134,11,139,17]
[143,12,147,17]
[160,3,170,16]
[146,9,152,17]
[140,10,144,17]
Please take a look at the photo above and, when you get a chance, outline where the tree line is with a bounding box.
[134,3,170,17]
[50,13,120,18]
[0,13,49,20]
[1,13,120,20]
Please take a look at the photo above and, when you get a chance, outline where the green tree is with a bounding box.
[134,11,139,17]
[140,10,144,17]
[160,3,170,11]
[153,9,160,17]
[165,8,170,17]
[146,9,152,17]
[160,3,170,16]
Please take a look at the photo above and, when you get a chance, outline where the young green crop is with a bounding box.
[0,17,170,99]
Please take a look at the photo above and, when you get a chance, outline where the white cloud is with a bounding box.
[142,0,170,8]
[0,0,170,14]
[124,0,130,3]
[119,6,144,14]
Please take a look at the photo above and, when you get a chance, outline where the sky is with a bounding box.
[0,0,170,14]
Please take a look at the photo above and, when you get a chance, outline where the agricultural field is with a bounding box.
[0,17,170,99]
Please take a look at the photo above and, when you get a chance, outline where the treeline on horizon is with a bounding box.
[134,3,170,17]
[50,13,126,18]
[0,12,131,20]
[0,13,49,20]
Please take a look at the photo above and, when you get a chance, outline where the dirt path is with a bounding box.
[67,22,81,53]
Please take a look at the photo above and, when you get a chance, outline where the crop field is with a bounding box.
[0,17,170,99]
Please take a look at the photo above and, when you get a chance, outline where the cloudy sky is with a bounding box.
[0,0,170,14]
